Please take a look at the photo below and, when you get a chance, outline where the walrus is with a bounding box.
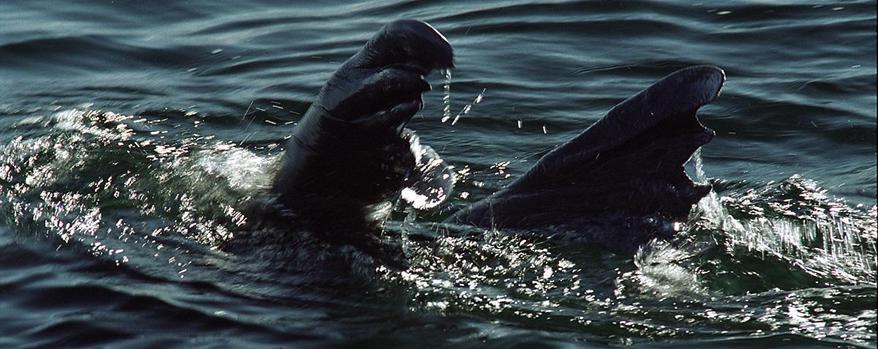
[269,19,723,255]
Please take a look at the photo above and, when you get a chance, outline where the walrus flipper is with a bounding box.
[272,20,453,232]
[448,66,725,254]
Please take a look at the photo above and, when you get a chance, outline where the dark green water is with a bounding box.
[0,1,875,348]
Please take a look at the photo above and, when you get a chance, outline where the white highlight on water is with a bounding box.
[441,69,452,123]
[439,69,486,125]
[400,188,431,210]
[196,145,277,191]
[449,88,486,126]
[691,147,744,231]
[688,148,875,283]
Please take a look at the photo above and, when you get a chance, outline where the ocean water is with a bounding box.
[0,1,875,348]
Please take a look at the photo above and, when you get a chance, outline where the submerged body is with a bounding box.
[270,20,723,256]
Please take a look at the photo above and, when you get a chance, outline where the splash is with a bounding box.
[690,148,744,233]
[441,69,452,123]
[383,228,585,318]
[195,144,278,191]
[691,148,708,184]
[628,240,707,298]
[447,88,486,126]
[400,131,456,210]
[0,108,260,277]
[715,177,877,284]
[688,149,876,285]
[439,68,487,125]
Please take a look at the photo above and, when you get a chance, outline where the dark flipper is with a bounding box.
[447,66,725,254]
[272,20,453,233]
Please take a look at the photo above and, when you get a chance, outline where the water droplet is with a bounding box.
[441,69,452,123]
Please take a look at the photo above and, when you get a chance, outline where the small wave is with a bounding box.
[0,35,201,73]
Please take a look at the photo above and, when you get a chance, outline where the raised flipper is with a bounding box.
[272,20,454,233]
[447,66,725,254]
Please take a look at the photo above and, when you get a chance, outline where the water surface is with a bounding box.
[0,1,875,348]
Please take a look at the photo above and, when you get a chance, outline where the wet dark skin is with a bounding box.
[272,20,724,255]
